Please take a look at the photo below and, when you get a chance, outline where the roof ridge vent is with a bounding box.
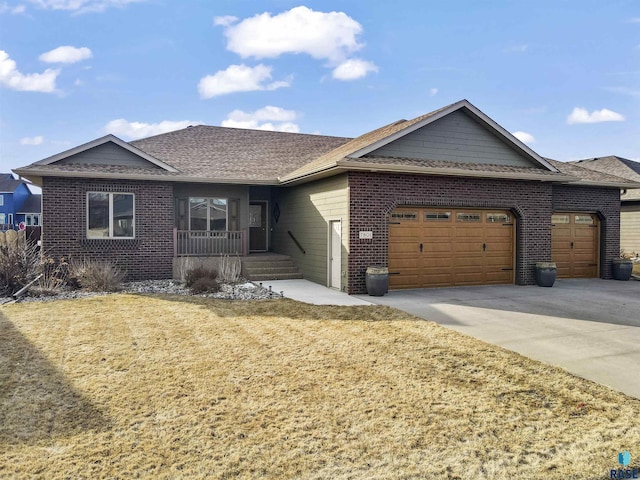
[390,119,407,126]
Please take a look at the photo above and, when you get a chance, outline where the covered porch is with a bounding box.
[173,183,273,258]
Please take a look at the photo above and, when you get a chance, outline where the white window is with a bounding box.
[189,197,227,231]
[87,192,135,238]
[0,213,5,224]
[25,214,40,226]
[0,195,4,206]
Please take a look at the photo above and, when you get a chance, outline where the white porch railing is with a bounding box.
[174,229,248,257]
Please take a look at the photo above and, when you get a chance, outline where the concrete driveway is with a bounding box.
[357,279,640,399]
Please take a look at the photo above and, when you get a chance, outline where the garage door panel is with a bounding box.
[421,228,454,238]
[423,257,455,268]
[455,255,484,268]
[423,243,453,253]
[389,258,421,268]
[551,212,599,279]
[389,243,419,255]
[389,207,514,289]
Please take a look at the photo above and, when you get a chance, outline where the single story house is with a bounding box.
[14,100,638,293]
[0,173,42,230]
[570,156,640,257]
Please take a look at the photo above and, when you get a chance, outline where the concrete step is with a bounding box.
[250,272,303,281]
[241,254,303,281]
[244,266,301,275]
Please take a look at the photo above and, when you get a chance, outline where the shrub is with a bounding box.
[218,255,242,284]
[184,266,217,288]
[190,277,220,294]
[0,238,41,296]
[33,257,70,296]
[68,258,126,292]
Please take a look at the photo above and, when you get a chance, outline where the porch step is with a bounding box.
[241,254,303,281]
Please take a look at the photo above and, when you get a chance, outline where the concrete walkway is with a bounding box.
[357,279,640,399]
[259,279,372,306]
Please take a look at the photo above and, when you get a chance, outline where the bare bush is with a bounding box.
[218,255,241,284]
[68,258,126,292]
[190,276,220,294]
[33,257,70,296]
[184,266,217,288]
[0,239,41,296]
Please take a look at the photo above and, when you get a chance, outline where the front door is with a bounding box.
[329,220,342,289]
[249,202,267,252]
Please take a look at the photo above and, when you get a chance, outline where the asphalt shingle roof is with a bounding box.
[130,125,352,182]
[13,104,637,190]
[0,174,23,193]
[570,156,640,200]
[345,155,567,177]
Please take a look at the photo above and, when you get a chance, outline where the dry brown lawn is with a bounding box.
[633,262,640,276]
[2,294,640,479]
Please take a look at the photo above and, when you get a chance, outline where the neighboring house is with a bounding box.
[570,156,640,256]
[13,100,638,293]
[0,173,41,230]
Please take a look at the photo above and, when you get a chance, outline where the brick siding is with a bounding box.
[42,177,174,280]
[347,172,620,294]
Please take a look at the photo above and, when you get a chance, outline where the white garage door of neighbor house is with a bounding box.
[388,207,515,289]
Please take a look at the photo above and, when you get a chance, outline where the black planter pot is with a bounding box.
[366,266,389,296]
[535,262,556,287]
[612,259,633,281]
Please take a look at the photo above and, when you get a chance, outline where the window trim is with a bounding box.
[86,192,135,239]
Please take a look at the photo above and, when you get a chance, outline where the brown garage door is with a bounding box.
[551,213,599,278]
[388,208,515,289]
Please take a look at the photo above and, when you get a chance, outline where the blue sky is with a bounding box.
[1,0,639,175]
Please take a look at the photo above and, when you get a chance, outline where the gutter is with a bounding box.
[12,168,280,186]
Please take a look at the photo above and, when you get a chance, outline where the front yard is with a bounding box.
[2,294,639,479]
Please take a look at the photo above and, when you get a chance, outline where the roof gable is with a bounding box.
[280,99,558,182]
[34,134,178,172]
[368,109,542,168]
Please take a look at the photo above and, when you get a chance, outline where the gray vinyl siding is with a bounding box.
[271,174,349,289]
[56,142,161,169]
[621,203,640,255]
[369,109,538,168]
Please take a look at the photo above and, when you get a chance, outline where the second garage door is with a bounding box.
[551,212,599,278]
[389,207,515,289]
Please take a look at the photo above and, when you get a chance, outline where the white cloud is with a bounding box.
[567,107,625,124]
[332,58,378,80]
[0,3,26,14]
[25,0,144,14]
[221,106,300,132]
[429,87,438,96]
[628,17,640,23]
[604,86,640,99]
[0,50,59,92]
[20,135,44,145]
[218,6,364,62]
[504,44,528,53]
[213,15,237,27]
[104,119,202,140]
[198,64,290,98]
[511,131,535,144]
[39,46,92,64]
